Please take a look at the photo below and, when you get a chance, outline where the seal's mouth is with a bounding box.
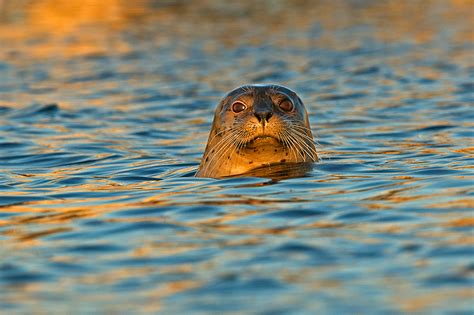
[244,135,281,148]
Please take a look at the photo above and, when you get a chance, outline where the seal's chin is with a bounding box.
[244,135,281,148]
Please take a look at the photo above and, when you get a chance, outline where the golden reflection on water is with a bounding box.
[1,0,473,57]
[0,0,473,313]
[1,188,473,313]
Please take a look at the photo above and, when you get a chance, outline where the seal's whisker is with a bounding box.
[287,133,302,162]
[207,146,235,177]
[288,125,319,144]
[288,125,317,139]
[211,129,248,176]
[210,131,243,163]
[288,128,315,142]
[287,128,319,160]
[293,126,321,148]
[279,131,298,162]
[285,125,318,147]
[286,127,317,161]
[282,130,303,161]
[241,85,253,95]
[205,142,238,177]
[286,121,312,130]
[285,130,307,161]
[286,136,298,162]
[230,132,248,175]
[206,132,239,162]
[293,131,318,161]
[230,129,250,175]
[202,131,244,176]
[206,126,241,146]
[203,132,237,165]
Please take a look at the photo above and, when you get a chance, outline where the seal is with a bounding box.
[195,84,318,178]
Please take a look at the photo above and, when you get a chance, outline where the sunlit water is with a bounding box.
[0,1,473,314]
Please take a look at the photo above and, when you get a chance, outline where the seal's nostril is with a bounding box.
[255,111,272,122]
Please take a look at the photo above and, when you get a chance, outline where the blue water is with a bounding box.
[0,1,473,314]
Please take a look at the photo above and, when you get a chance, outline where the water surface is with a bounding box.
[0,1,473,314]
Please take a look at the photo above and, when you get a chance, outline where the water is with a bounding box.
[0,1,473,314]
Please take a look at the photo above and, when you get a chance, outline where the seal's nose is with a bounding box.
[254,111,273,123]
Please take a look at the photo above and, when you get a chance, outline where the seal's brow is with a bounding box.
[270,85,281,94]
[226,85,254,99]
[240,85,255,95]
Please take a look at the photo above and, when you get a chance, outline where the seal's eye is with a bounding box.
[279,99,294,112]
[232,101,246,113]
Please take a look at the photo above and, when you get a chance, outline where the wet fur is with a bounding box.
[196,84,318,178]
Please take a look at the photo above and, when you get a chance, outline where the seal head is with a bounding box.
[196,84,318,178]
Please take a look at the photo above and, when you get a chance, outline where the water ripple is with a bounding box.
[0,1,472,314]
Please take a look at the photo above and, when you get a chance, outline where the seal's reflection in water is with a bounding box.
[230,162,315,180]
